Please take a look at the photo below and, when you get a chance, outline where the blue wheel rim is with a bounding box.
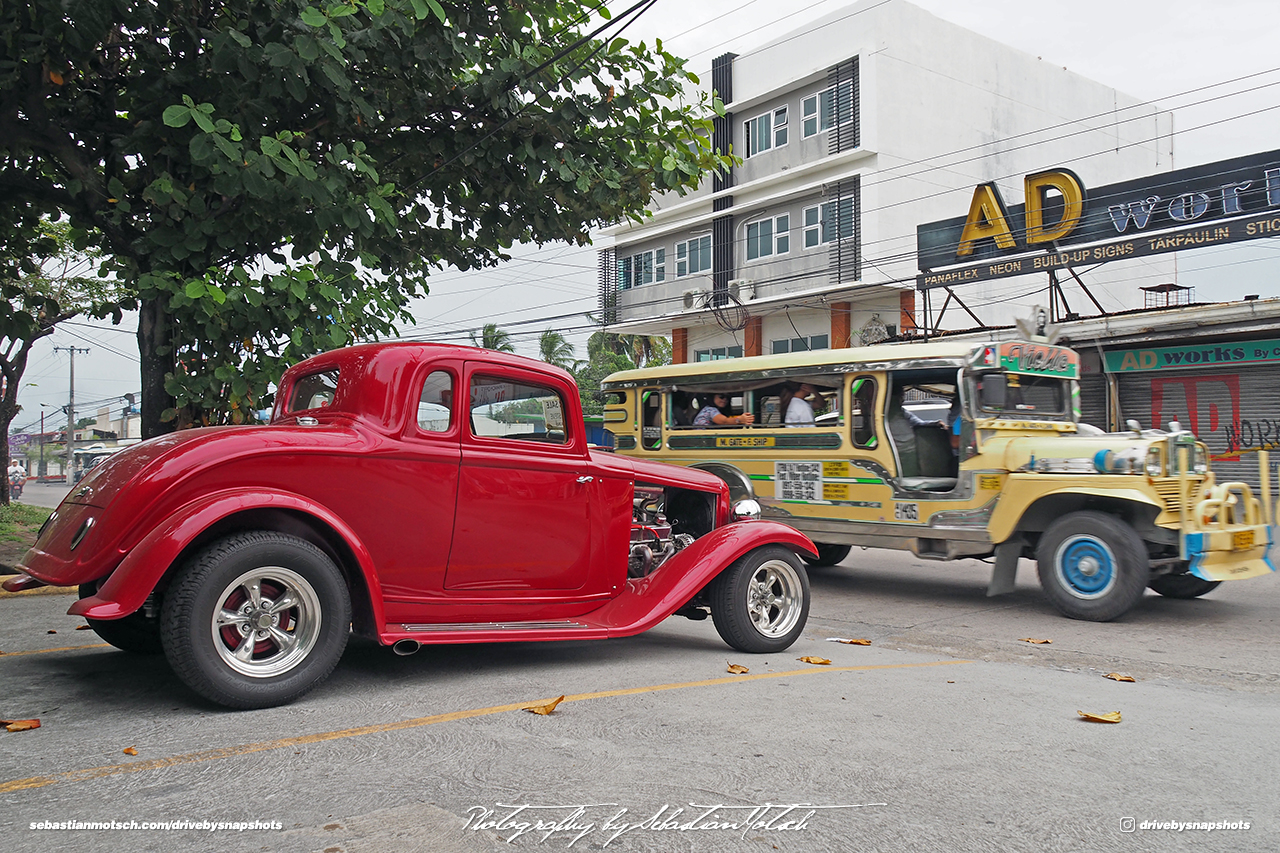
[1054,534,1118,599]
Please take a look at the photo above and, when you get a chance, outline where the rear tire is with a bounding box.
[78,583,163,655]
[1149,572,1221,599]
[710,546,810,653]
[803,543,851,567]
[1035,511,1149,621]
[160,531,351,709]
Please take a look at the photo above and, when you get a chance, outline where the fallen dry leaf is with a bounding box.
[46,630,57,635]
[726,662,749,674]
[76,625,92,631]
[827,638,872,645]
[49,70,64,85]
[1104,672,1136,683]
[798,656,831,665]
[2,718,41,732]
[1018,637,1052,644]
[123,746,138,756]
[1077,710,1122,724]
[522,696,565,716]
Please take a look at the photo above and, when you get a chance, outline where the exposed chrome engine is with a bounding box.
[630,484,696,578]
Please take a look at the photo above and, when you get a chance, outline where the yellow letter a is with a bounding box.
[956,183,1017,256]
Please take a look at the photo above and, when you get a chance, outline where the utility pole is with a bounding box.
[54,346,90,483]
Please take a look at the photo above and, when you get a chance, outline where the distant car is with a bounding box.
[6,344,815,709]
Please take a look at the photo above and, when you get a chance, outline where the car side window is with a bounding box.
[417,370,453,432]
[469,375,569,444]
[851,376,877,449]
[286,368,340,413]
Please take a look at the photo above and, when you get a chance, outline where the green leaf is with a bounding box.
[191,108,216,134]
[185,281,208,298]
[366,0,385,14]
[423,0,447,22]
[300,6,327,27]
[162,105,192,127]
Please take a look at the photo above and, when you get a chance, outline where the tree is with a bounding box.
[572,328,635,417]
[1,0,731,436]
[0,219,116,503]
[538,328,576,369]
[470,323,515,353]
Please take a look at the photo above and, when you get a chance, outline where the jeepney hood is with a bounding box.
[980,431,1161,474]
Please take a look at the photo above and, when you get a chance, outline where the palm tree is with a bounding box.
[469,322,515,353]
[538,329,576,369]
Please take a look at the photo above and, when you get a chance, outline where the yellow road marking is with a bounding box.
[0,659,968,793]
[0,643,110,657]
[0,585,77,598]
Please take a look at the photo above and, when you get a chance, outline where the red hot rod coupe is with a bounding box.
[6,344,816,709]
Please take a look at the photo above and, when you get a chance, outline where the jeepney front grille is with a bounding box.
[1151,478,1199,516]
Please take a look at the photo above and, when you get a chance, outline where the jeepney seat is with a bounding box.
[887,404,958,493]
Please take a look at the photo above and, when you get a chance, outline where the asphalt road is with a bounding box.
[1,550,1276,853]
[14,482,72,510]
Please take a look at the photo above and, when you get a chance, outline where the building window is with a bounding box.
[695,345,745,362]
[802,200,855,248]
[771,334,829,354]
[744,107,789,158]
[803,206,821,248]
[676,235,711,277]
[618,249,666,289]
[802,79,854,138]
[773,106,788,147]
[747,214,790,261]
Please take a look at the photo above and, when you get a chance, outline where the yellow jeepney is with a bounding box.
[601,338,1275,621]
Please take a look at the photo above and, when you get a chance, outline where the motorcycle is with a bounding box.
[8,471,24,501]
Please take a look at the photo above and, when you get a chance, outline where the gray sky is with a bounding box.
[16,0,1280,433]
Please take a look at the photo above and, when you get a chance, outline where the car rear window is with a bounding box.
[286,369,340,413]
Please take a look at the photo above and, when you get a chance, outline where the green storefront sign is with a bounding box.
[1104,339,1280,373]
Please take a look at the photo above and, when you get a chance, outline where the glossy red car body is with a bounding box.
[10,344,814,707]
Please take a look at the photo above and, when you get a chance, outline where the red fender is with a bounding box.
[579,520,815,638]
[68,488,386,626]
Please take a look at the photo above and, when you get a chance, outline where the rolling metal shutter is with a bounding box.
[1115,364,1280,489]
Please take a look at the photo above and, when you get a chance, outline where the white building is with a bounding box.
[597,0,1174,362]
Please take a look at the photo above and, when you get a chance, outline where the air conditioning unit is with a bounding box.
[727,279,755,301]
[682,288,707,310]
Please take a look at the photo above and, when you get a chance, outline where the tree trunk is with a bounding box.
[137,296,176,439]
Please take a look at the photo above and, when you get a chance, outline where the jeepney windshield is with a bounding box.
[977,373,1069,417]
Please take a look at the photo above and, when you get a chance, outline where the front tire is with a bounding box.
[710,546,810,653]
[1035,511,1149,621]
[803,543,851,567]
[1149,572,1221,599]
[160,532,351,709]
[78,583,163,655]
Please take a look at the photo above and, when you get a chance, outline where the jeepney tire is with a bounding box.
[803,543,852,567]
[710,545,810,653]
[1148,572,1222,599]
[1035,511,1149,622]
[78,583,164,655]
[160,531,351,710]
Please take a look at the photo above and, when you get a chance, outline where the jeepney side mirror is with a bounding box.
[979,375,1006,409]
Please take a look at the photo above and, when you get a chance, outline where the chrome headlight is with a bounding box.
[731,498,761,522]
[1145,446,1164,477]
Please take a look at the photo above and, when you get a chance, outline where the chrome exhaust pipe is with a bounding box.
[392,639,421,656]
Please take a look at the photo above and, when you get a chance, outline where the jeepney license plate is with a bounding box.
[1233,529,1254,549]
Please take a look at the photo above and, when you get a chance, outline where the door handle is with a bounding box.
[576,476,594,484]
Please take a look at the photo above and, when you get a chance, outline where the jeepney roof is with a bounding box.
[602,339,997,389]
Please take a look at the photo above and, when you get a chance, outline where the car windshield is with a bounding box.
[979,373,1067,416]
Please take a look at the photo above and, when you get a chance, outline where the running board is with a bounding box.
[399,620,592,632]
